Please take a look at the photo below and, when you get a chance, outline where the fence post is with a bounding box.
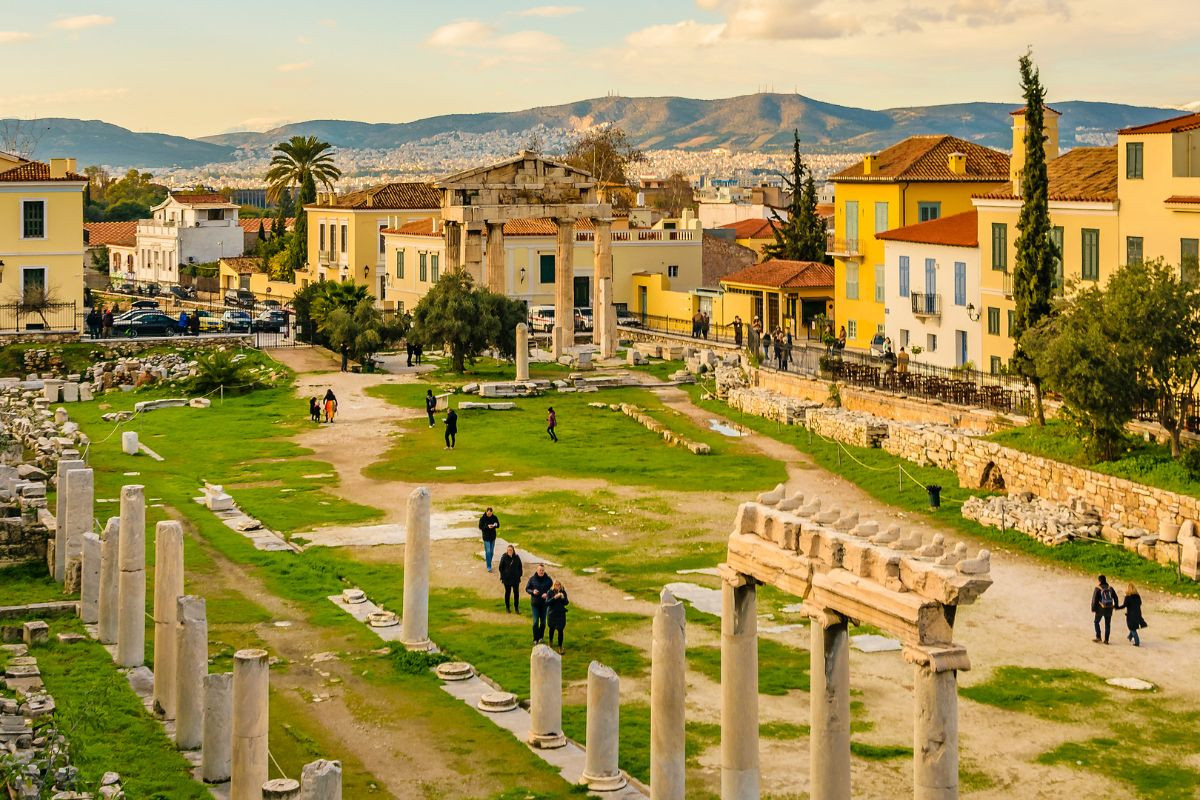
[898,464,903,492]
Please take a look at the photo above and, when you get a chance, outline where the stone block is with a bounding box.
[22,620,49,646]
[121,431,139,456]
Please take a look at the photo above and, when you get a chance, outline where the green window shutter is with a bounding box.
[1081,229,1100,280]
[419,252,428,282]
[1126,236,1143,266]
[1007,309,1016,337]
[874,202,889,234]
[992,223,1008,270]
[539,253,555,283]
[874,264,885,302]
[1183,238,1199,285]
[1126,142,1143,179]
[431,254,439,282]
[846,263,859,299]
[396,250,404,278]
[987,307,1000,335]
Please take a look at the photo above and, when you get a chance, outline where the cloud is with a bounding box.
[626,20,724,49]
[427,20,498,47]
[690,0,860,40]
[427,19,564,55]
[52,14,114,31]
[0,87,128,108]
[518,5,583,16]
[0,31,34,43]
[277,61,312,73]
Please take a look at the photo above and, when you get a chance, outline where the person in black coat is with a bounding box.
[425,389,437,428]
[1090,574,1119,644]
[546,580,569,652]
[478,507,500,572]
[525,564,553,644]
[443,408,458,449]
[1117,583,1146,646]
[499,545,523,613]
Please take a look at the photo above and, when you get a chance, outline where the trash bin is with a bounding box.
[926,484,942,509]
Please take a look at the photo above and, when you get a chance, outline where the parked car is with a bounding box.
[224,289,256,309]
[170,285,197,301]
[869,333,887,357]
[251,310,288,333]
[576,307,593,331]
[143,283,161,297]
[615,307,642,328]
[111,311,178,338]
[528,305,555,333]
[131,299,160,310]
[195,310,224,332]
[221,310,252,333]
[118,282,137,294]
[260,298,282,310]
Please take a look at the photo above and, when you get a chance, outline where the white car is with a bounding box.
[528,305,555,333]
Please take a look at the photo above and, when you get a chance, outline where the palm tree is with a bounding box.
[265,136,341,206]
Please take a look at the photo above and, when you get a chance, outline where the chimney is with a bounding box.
[863,155,878,175]
[948,152,967,175]
[49,158,68,179]
[66,158,76,173]
[1010,107,1062,193]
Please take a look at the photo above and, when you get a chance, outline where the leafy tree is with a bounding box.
[293,279,371,346]
[101,200,152,221]
[319,298,408,367]
[652,173,696,217]
[481,292,531,360]
[266,136,340,276]
[1011,50,1058,426]
[89,245,110,272]
[562,126,645,197]
[762,130,829,264]
[411,272,514,373]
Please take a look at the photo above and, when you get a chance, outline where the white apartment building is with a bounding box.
[108,193,243,286]
[877,210,982,369]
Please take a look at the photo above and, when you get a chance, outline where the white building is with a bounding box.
[108,193,243,286]
[877,209,982,369]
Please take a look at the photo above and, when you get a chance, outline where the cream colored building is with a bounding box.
[108,193,244,287]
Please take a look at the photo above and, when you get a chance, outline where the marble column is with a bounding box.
[721,578,759,800]
[63,466,94,588]
[175,595,208,750]
[485,221,506,293]
[528,643,566,749]
[202,672,233,783]
[597,276,616,359]
[401,487,431,650]
[80,532,101,624]
[300,759,342,800]
[153,520,185,719]
[464,226,484,283]
[581,660,626,791]
[515,323,530,381]
[911,657,960,800]
[445,221,462,271]
[553,218,576,358]
[117,485,146,668]
[809,611,851,800]
[232,648,270,800]
[592,219,613,347]
[651,588,686,800]
[53,458,84,582]
[98,517,120,644]
[263,779,300,799]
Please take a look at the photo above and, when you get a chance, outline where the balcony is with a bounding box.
[607,229,697,243]
[911,292,941,317]
[825,233,862,258]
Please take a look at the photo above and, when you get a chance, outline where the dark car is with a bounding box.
[131,299,160,310]
[111,311,178,338]
[222,310,252,332]
[251,310,288,333]
[119,282,137,294]
[224,289,256,309]
[260,298,282,310]
[170,285,197,301]
[143,283,161,297]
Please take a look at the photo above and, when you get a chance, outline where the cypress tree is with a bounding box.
[1011,50,1056,425]
[762,130,830,264]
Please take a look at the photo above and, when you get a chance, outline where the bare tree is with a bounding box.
[0,119,48,159]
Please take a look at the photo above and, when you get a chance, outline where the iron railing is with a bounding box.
[911,293,941,317]
[825,234,862,257]
[0,301,78,332]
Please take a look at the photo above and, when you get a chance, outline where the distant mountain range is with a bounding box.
[6,93,1183,169]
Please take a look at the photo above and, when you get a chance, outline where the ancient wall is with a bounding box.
[805,408,890,449]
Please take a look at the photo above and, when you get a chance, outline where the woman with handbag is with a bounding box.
[1118,584,1147,647]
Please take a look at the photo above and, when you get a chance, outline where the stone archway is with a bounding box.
[980,462,1005,491]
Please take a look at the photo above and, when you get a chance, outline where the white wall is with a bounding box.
[698,202,786,229]
[883,240,981,370]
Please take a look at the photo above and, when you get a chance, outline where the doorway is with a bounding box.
[573,276,590,307]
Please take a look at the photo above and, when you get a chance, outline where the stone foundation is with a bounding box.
[603,403,711,455]
[805,409,890,449]
[726,388,821,425]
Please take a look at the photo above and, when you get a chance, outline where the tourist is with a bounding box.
[547,406,558,443]
[406,341,414,368]
[691,310,702,338]
[85,307,101,339]
[414,343,423,364]
[308,397,320,423]
[323,389,338,423]
[444,407,458,450]
[897,347,910,374]
[1117,584,1147,646]
[732,315,743,347]
[478,507,500,571]
[177,311,188,335]
[102,307,114,338]
[339,343,350,373]
[701,312,710,340]
[1091,574,1119,644]
[762,331,773,363]
[425,389,437,428]
[526,564,554,644]
[188,311,200,337]
[499,545,523,613]
[546,579,569,653]
[837,326,847,350]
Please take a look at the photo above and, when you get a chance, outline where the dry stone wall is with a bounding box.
[805,409,890,448]
[726,388,820,425]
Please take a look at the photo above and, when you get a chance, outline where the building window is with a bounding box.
[319,223,325,251]
[899,329,909,347]
[927,333,937,352]
[846,263,859,299]
[397,301,405,314]
[667,265,679,278]
[395,250,405,279]
[991,223,1008,271]
[20,266,46,298]
[1007,309,1016,338]
[874,202,888,234]
[22,200,46,239]
[1126,142,1143,179]
[1050,226,1064,290]
[1081,228,1100,280]
[990,356,1002,374]
[918,202,941,222]
[953,262,966,306]
[340,224,347,253]
[419,252,428,282]
[987,307,1000,335]
[924,258,937,294]
[379,225,387,254]
[847,320,857,339]
[539,253,555,283]
[1183,238,1200,285]
[874,264,885,302]
[898,255,910,297]
[1126,236,1144,265]
[430,253,440,282]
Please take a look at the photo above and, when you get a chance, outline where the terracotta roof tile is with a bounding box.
[1118,112,1200,135]
[832,135,1009,183]
[502,217,596,236]
[1010,106,1062,116]
[975,146,1117,202]
[238,217,294,233]
[312,182,441,210]
[877,210,978,248]
[719,218,776,239]
[170,192,233,205]
[1165,195,1200,204]
[0,160,86,182]
[382,218,440,237]
[721,259,834,290]
[84,221,138,247]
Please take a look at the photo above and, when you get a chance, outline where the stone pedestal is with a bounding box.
[121,431,139,456]
[80,533,101,624]
[116,485,146,668]
[528,644,566,749]
[98,517,120,644]
[552,324,566,360]
[592,219,612,348]
[401,487,431,650]
[153,521,184,719]
[485,221,506,293]
[554,218,575,358]
[63,466,93,584]
[810,613,851,800]
[175,595,207,750]
[581,661,626,791]
[300,758,342,800]
[721,579,759,800]
[53,458,84,583]
[912,662,959,800]
[597,277,616,359]
[263,778,301,799]
[232,648,270,800]
[515,323,530,381]
[202,672,233,783]
[651,588,687,800]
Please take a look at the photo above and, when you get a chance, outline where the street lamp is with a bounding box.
[966,303,981,322]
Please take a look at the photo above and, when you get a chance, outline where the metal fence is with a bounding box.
[0,301,78,332]
[632,312,825,346]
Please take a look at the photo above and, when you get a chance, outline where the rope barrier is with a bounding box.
[268,748,289,780]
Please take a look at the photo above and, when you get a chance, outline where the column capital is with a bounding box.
[718,563,759,588]
[806,605,848,629]
[902,643,971,673]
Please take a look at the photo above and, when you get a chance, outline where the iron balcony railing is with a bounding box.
[825,233,862,257]
[911,293,941,317]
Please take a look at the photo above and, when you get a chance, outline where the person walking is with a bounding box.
[188,310,200,337]
[1091,574,1119,644]
[546,407,558,443]
[525,564,553,644]
[406,341,414,368]
[732,315,743,347]
[478,507,500,572]
[177,311,188,335]
[701,312,710,340]
[322,389,338,424]
[897,346,910,374]
[499,545,523,613]
[1117,584,1147,646]
[444,407,458,450]
[837,325,847,350]
[102,307,114,339]
[425,390,437,428]
[546,580,569,653]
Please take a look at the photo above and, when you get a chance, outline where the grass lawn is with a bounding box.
[0,561,67,606]
[415,354,574,383]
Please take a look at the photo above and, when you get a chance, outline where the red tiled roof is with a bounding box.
[503,217,596,236]
[720,218,776,239]
[84,221,138,247]
[877,210,979,248]
[1118,112,1200,135]
[238,217,294,233]
[721,259,833,290]
[832,135,1010,183]
[381,218,440,237]
[0,160,86,182]
[311,182,441,210]
[975,146,1117,202]
[1010,106,1062,116]
[1165,195,1200,204]
[817,203,834,219]
[170,192,233,205]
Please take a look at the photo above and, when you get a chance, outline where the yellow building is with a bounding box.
[0,153,85,331]
[718,259,834,335]
[829,136,1010,350]
[1115,112,1200,281]
[218,257,296,302]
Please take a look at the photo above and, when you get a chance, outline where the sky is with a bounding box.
[1,0,1197,139]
